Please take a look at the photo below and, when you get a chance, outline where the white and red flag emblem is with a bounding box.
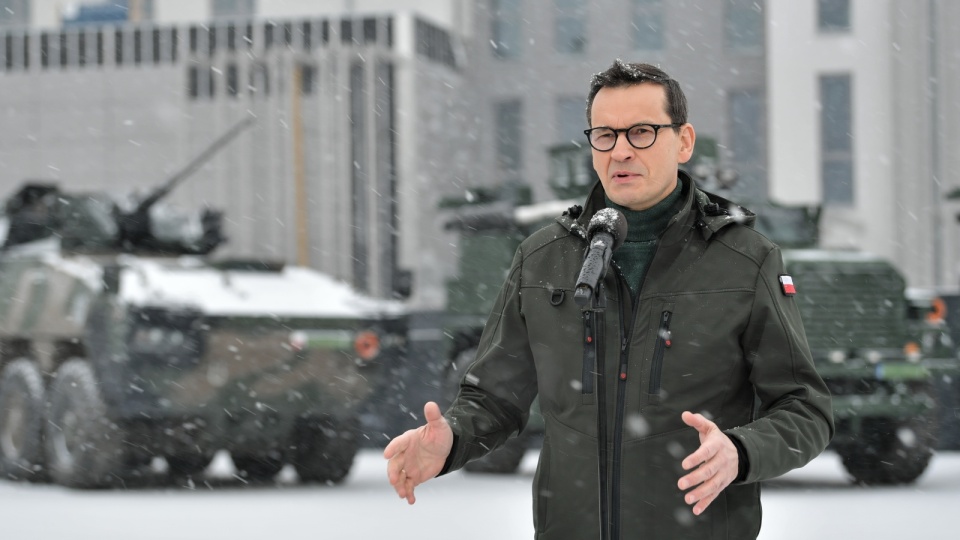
[779,275,796,296]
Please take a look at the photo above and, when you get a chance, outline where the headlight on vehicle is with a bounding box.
[353,330,381,363]
[903,342,922,363]
[828,349,847,364]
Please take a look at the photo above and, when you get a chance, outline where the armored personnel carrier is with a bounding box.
[436,143,955,483]
[0,120,406,488]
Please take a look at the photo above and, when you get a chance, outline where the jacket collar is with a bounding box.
[556,170,756,243]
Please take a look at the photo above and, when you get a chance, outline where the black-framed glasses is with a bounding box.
[583,123,682,151]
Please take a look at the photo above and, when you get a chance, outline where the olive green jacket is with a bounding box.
[444,172,834,540]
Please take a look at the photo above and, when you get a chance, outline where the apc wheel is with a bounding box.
[292,415,359,484]
[445,348,528,474]
[0,359,47,481]
[232,454,284,481]
[838,414,936,485]
[45,359,128,488]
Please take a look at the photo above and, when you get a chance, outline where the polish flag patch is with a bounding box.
[779,275,797,296]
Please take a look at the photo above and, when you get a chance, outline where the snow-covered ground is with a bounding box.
[1,449,958,540]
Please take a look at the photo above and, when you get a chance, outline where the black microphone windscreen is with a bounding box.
[587,208,628,250]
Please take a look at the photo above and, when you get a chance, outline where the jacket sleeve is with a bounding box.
[725,245,835,483]
[441,245,539,474]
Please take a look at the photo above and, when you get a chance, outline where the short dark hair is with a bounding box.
[585,60,688,127]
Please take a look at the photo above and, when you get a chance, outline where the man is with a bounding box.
[385,60,834,540]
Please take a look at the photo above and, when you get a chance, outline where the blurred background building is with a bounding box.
[0,0,957,307]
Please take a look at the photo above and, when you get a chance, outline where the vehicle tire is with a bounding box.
[166,452,213,478]
[232,454,284,481]
[44,359,128,488]
[292,415,359,484]
[445,347,529,475]
[837,413,937,485]
[0,359,47,481]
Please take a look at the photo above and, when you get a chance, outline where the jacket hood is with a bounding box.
[556,170,756,243]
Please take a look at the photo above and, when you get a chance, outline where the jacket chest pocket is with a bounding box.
[641,301,674,407]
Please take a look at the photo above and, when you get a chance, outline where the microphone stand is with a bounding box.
[577,281,611,540]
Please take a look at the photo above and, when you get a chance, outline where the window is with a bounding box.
[818,0,850,32]
[632,0,664,51]
[249,62,269,96]
[554,0,586,54]
[728,89,766,201]
[4,34,12,69]
[59,31,68,67]
[820,74,854,206]
[299,63,315,95]
[211,0,254,19]
[491,0,522,59]
[496,99,523,172]
[152,28,161,63]
[78,31,87,66]
[725,0,764,51]
[362,18,376,44]
[40,33,49,68]
[207,27,216,56]
[226,63,239,96]
[187,65,215,99]
[556,96,586,144]
[416,18,456,67]
[350,61,369,292]
[96,30,104,65]
[114,28,124,64]
[133,28,142,64]
[301,21,312,49]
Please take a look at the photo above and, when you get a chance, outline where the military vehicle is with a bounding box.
[0,119,406,488]
[438,142,957,484]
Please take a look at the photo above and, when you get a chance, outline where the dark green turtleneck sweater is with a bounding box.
[606,181,685,299]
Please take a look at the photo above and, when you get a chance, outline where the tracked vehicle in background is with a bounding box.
[0,120,406,488]
[437,142,956,483]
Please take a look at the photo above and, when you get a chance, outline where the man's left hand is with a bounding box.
[677,411,739,516]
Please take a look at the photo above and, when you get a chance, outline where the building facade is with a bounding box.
[767,0,960,290]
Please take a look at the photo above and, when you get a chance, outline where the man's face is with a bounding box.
[589,83,695,211]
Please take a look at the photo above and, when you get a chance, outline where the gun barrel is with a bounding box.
[134,116,255,214]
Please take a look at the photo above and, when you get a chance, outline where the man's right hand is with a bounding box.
[383,401,454,504]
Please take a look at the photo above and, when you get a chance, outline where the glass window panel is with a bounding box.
[820,74,854,206]
[818,0,850,32]
[496,99,523,171]
[491,0,522,59]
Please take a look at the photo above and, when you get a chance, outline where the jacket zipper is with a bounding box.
[648,311,673,395]
[582,311,596,394]
[609,267,638,540]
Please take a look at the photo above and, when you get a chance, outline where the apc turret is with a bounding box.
[1,117,254,256]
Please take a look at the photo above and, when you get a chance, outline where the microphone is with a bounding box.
[574,208,627,307]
